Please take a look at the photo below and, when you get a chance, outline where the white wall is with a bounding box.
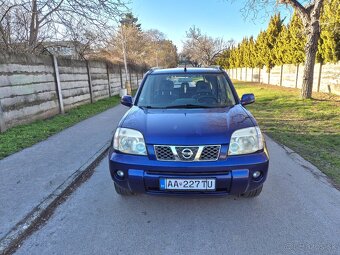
[227,62,340,96]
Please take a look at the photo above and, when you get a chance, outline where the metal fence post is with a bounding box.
[0,99,6,133]
[86,60,94,103]
[52,55,64,114]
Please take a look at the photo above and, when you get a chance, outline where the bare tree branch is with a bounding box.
[39,0,65,24]
[182,26,234,66]
[278,0,309,18]
[1,0,128,54]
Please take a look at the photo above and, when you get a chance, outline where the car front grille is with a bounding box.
[154,145,220,162]
[200,146,220,161]
[154,146,175,160]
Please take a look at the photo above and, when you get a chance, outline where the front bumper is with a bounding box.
[108,147,269,196]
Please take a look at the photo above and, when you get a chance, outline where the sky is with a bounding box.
[130,0,292,52]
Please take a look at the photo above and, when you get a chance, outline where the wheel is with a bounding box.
[242,185,263,198]
[114,182,134,195]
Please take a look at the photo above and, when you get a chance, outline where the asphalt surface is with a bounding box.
[14,137,340,255]
[0,105,127,241]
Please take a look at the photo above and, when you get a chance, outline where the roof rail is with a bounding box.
[143,67,162,77]
[208,65,223,71]
[198,65,224,71]
[150,66,162,70]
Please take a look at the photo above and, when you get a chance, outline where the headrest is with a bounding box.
[181,82,189,89]
[160,80,174,91]
[196,81,210,92]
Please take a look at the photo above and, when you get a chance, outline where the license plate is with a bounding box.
[159,178,215,191]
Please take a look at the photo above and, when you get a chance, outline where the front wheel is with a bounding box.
[114,182,134,196]
[242,185,263,198]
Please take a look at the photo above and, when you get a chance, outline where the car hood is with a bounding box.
[120,105,255,145]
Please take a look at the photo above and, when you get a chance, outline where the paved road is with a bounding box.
[15,138,340,255]
[0,105,127,241]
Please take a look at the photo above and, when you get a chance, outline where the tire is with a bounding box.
[114,182,134,196]
[242,185,263,198]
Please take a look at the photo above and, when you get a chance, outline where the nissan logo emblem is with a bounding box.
[181,148,193,159]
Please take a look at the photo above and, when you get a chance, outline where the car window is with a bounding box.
[136,73,236,108]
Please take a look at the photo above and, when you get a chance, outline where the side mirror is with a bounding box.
[241,93,255,106]
[121,95,133,107]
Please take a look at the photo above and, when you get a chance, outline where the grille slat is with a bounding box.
[154,146,175,160]
[200,146,220,161]
[154,145,220,161]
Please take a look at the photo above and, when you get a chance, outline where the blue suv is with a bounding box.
[109,67,269,197]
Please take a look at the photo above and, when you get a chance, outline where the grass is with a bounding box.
[234,81,340,187]
[0,95,121,159]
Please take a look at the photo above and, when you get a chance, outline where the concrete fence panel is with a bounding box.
[319,62,340,94]
[270,65,281,86]
[0,53,147,132]
[229,61,340,95]
[108,65,123,96]
[282,64,297,88]
[130,72,138,90]
[0,54,59,130]
[90,61,110,101]
[58,58,91,110]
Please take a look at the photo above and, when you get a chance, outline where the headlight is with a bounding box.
[113,128,147,155]
[228,126,264,155]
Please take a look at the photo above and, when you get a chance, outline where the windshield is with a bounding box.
[136,73,236,108]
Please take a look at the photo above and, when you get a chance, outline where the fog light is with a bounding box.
[116,170,124,178]
[253,171,261,179]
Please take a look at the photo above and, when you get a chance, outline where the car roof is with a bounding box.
[149,67,224,75]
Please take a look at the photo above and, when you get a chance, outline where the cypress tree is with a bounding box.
[248,36,256,68]
[254,30,267,69]
[229,46,236,68]
[265,13,283,71]
[238,39,246,67]
[318,0,340,63]
[234,43,242,68]
[288,12,306,65]
[243,37,252,67]
[274,24,290,66]
[216,49,231,69]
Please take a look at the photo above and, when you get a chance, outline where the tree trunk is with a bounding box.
[301,25,320,98]
[300,1,323,99]
[29,0,38,49]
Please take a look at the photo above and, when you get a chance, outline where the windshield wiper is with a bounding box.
[138,105,165,109]
[165,104,214,109]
